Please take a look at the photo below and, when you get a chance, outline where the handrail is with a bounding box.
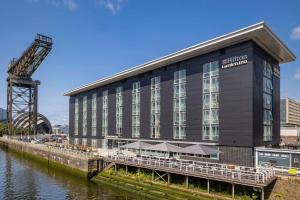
[108,155,275,185]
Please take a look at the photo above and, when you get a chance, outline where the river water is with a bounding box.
[0,146,148,200]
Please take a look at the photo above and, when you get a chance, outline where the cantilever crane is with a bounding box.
[7,34,53,136]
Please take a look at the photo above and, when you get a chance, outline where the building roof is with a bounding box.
[182,144,220,155]
[64,22,296,96]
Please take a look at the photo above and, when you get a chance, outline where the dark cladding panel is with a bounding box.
[140,74,151,139]
[160,65,176,140]
[219,42,254,147]
[108,85,116,136]
[86,91,92,138]
[122,79,132,139]
[185,58,203,141]
[253,52,264,146]
[273,75,280,145]
[96,87,103,139]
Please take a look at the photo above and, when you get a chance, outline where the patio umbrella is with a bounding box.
[182,144,220,155]
[144,142,184,153]
[120,141,151,150]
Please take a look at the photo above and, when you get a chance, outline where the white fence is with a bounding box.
[108,155,275,185]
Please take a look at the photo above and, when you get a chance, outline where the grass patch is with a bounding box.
[94,166,260,200]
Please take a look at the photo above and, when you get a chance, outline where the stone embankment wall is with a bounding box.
[0,137,97,177]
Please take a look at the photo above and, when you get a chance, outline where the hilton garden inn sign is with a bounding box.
[221,55,248,69]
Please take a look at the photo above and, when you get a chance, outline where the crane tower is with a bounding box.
[7,34,53,135]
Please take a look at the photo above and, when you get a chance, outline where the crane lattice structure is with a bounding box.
[7,34,53,136]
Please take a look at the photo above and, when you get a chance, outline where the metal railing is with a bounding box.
[2,138,98,159]
[108,155,275,185]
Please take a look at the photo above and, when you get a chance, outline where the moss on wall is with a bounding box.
[1,141,88,179]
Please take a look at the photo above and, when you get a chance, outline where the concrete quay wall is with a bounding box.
[0,137,95,177]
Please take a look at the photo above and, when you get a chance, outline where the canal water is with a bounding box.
[0,146,148,200]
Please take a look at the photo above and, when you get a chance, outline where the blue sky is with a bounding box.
[0,0,299,125]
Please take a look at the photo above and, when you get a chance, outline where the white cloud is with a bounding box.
[291,26,300,40]
[294,69,300,80]
[26,0,78,11]
[62,0,78,11]
[97,0,127,14]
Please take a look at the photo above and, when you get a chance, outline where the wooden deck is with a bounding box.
[105,155,276,188]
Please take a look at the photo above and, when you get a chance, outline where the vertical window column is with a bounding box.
[74,98,79,135]
[132,82,140,138]
[151,76,161,138]
[263,61,273,141]
[92,93,97,136]
[102,90,108,136]
[202,61,219,141]
[116,87,123,136]
[173,69,186,139]
[82,96,87,136]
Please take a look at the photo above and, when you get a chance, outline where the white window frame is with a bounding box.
[82,96,87,136]
[116,86,123,136]
[92,93,97,136]
[132,82,140,138]
[102,90,108,136]
[74,98,79,135]
[202,61,219,141]
[173,69,186,139]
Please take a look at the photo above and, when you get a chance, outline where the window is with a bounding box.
[102,90,108,136]
[92,93,97,136]
[82,96,87,136]
[203,94,210,109]
[211,93,219,108]
[91,139,97,148]
[74,98,79,135]
[82,138,87,146]
[173,70,186,139]
[264,110,273,125]
[263,93,272,110]
[151,76,161,138]
[263,60,273,141]
[202,61,219,141]
[116,87,123,136]
[74,138,79,145]
[132,82,140,138]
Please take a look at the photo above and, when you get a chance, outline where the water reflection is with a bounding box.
[0,146,147,200]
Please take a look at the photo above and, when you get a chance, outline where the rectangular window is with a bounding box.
[74,138,79,145]
[116,87,123,136]
[102,90,108,136]
[263,93,272,110]
[202,61,219,141]
[82,96,87,136]
[151,76,161,138]
[173,70,186,139]
[91,139,97,148]
[263,60,273,141]
[74,98,79,135]
[132,82,140,138]
[82,138,87,146]
[92,93,97,136]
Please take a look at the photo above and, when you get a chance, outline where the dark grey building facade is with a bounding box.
[64,22,295,166]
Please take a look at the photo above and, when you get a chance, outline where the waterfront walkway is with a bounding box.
[106,155,275,188]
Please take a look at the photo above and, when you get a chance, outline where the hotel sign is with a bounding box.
[273,66,280,78]
[221,55,248,69]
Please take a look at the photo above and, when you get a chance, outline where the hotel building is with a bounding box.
[64,22,295,166]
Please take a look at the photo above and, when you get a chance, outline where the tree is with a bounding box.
[0,123,8,136]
